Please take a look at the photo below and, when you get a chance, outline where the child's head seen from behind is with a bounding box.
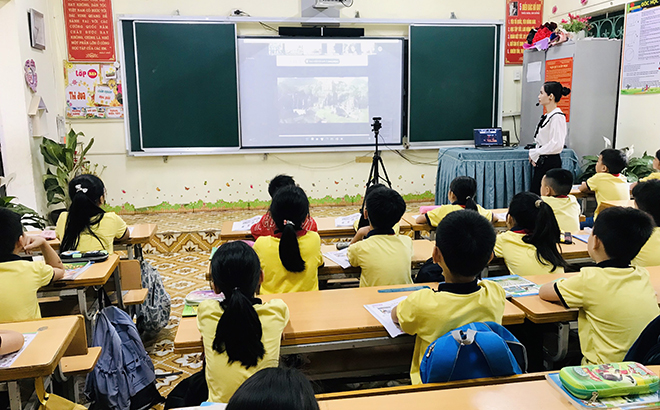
[592,207,654,263]
[0,209,23,257]
[268,174,295,198]
[541,168,573,197]
[633,180,660,226]
[270,185,310,273]
[449,176,478,211]
[209,241,265,368]
[435,210,496,279]
[597,149,627,175]
[365,187,406,231]
[226,367,319,410]
[61,174,107,251]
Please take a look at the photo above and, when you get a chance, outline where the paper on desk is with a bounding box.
[128,226,134,235]
[364,296,407,338]
[574,234,590,243]
[0,333,37,368]
[572,184,581,191]
[232,216,261,232]
[323,248,351,269]
[494,212,508,221]
[481,275,540,298]
[335,213,361,227]
[527,61,542,82]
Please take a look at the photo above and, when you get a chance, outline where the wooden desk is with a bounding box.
[221,217,412,241]
[600,199,635,210]
[0,316,86,410]
[174,284,525,354]
[319,240,434,281]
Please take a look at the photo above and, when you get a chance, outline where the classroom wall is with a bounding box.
[1,0,525,212]
[546,0,660,157]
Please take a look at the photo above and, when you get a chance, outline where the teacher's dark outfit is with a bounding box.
[529,107,567,194]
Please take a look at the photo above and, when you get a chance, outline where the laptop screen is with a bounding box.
[474,128,503,147]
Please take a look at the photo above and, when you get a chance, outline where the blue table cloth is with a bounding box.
[434,147,581,209]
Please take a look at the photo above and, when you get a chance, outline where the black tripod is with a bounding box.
[365,117,392,189]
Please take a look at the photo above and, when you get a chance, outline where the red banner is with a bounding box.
[63,0,115,62]
[505,0,543,65]
[544,57,573,122]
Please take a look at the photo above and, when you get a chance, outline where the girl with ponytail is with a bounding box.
[416,176,498,226]
[253,185,323,294]
[56,174,129,253]
[494,191,570,275]
[197,241,289,404]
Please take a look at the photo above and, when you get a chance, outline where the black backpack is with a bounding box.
[624,315,660,365]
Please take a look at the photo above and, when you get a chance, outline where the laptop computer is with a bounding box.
[473,128,512,149]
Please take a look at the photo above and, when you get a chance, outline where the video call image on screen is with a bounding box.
[238,38,404,148]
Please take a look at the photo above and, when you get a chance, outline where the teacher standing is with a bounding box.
[529,81,571,195]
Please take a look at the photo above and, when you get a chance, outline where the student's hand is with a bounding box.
[349,226,371,245]
[391,305,400,325]
[578,181,590,193]
[529,158,536,167]
[539,281,561,302]
[23,236,47,253]
[415,214,428,224]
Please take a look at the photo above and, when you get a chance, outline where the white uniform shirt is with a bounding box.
[529,107,567,163]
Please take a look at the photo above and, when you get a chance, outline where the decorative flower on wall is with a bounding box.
[552,5,558,13]
[581,0,588,5]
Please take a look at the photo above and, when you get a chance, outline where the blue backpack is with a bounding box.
[420,322,527,383]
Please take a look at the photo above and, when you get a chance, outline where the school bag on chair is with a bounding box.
[85,289,164,410]
[420,321,527,383]
[624,315,660,365]
[135,259,171,340]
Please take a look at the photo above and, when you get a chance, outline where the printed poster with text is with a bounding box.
[63,0,115,61]
[505,0,544,65]
[65,62,123,119]
[621,0,660,94]
[544,57,573,122]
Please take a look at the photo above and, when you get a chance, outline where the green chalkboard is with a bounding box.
[409,25,501,143]
[122,21,239,152]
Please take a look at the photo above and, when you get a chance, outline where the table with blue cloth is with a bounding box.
[434,147,581,209]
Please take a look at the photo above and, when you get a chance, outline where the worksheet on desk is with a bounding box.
[364,296,407,338]
[0,333,37,368]
[323,248,350,269]
[335,213,361,227]
[232,216,261,231]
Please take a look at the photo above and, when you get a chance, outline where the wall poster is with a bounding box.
[621,0,660,94]
[545,57,573,122]
[505,0,544,64]
[63,0,115,61]
[65,62,123,119]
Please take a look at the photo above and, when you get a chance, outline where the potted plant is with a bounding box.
[560,13,592,40]
[578,149,654,182]
[0,196,47,229]
[40,129,103,223]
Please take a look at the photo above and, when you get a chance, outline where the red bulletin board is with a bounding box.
[544,57,573,122]
[505,0,543,65]
[63,0,115,62]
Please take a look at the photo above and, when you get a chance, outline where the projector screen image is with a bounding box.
[238,38,404,148]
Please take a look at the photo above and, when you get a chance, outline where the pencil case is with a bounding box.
[559,362,659,400]
[60,250,109,262]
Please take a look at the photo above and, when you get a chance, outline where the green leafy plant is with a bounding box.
[578,150,654,183]
[0,196,47,229]
[40,129,97,209]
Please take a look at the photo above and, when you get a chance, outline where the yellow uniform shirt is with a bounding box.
[541,195,581,233]
[56,211,128,254]
[197,298,289,403]
[253,231,323,294]
[0,259,54,323]
[556,264,659,365]
[426,204,493,227]
[494,230,564,276]
[396,281,506,384]
[586,173,629,216]
[640,172,660,182]
[347,233,413,287]
[633,227,660,267]
[353,219,400,234]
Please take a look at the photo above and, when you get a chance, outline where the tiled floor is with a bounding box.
[139,202,434,400]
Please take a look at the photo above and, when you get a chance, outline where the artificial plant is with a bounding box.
[0,196,47,229]
[577,150,654,182]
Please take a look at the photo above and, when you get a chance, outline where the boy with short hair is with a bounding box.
[539,207,659,364]
[541,168,581,232]
[250,174,317,239]
[639,149,660,182]
[391,210,506,384]
[579,149,629,217]
[347,187,413,287]
[631,179,660,267]
[0,208,65,323]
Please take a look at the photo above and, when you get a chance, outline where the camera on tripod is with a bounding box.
[371,117,382,133]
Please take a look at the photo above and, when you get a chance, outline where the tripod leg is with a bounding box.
[377,156,392,188]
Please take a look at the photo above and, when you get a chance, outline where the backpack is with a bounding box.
[625,315,660,365]
[135,260,171,340]
[420,321,527,383]
[85,293,164,410]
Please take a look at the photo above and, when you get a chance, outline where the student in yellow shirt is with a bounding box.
[540,207,659,364]
[416,176,496,226]
[226,367,319,410]
[631,149,660,190]
[0,209,64,323]
[197,241,289,403]
[253,185,323,294]
[56,174,129,253]
[540,168,581,232]
[631,180,660,267]
[579,149,629,221]
[392,210,506,384]
[350,183,400,243]
[494,192,569,275]
[347,187,413,287]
